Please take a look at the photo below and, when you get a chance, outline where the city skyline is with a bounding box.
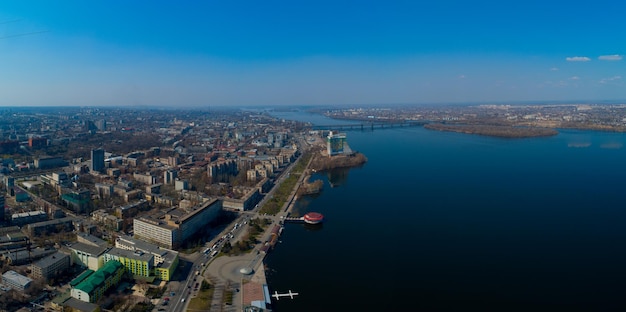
[1,1,624,107]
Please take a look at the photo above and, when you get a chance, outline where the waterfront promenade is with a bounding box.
[201,145,315,311]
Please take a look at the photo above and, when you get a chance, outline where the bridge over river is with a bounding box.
[310,120,428,131]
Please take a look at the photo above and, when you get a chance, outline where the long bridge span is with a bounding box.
[310,120,428,131]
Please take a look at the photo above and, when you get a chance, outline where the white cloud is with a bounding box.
[598,54,623,61]
[457,74,466,79]
[599,76,622,84]
[569,76,580,80]
[566,56,591,62]
[550,67,559,71]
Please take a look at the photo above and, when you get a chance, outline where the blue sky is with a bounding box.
[1,1,624,107]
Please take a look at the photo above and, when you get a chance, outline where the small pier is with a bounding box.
[282,216,305,222]
[281,212,324,224]
[272,290,299,300]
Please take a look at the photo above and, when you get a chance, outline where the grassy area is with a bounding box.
[222,217,271,256]
[259,152,313,215]
[258,177,296,215]
[187,281,215,311]
[258,151,312,215]
[292,150,312,173]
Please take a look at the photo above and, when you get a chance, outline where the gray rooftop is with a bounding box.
[2,270,32,287]
[26,217,75,228]
[116,235,166,256]
[64,297,100,312]
[11,210,47,219]
[1,247,56,263]
[156,249,178,270]
[77,232,108,248]
[68,242,109,256]
[116,235,178,270]
[32,251,69,269]
[107,247,154,262]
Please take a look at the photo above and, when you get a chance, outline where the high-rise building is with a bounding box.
[4,176,15,188]
[91,149,105,172]
[164,170,177,185]
[95,119,107,131]
[0,195,4,221]
[326,131,347,156]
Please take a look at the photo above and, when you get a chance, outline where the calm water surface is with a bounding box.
[266,111,626,311]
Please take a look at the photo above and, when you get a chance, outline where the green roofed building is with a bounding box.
[71,260,124,303]
[70,269,94,288]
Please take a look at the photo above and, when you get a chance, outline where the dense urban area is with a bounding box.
[0,103,624,312]
[0,106,328,312]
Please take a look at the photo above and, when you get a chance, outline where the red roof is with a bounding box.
[304,212,324,221]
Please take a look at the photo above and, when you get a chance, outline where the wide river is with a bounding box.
[265,110,626,311]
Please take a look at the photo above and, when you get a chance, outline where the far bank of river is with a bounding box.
[424,123,558,138]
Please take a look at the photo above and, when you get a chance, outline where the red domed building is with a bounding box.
[303,212,324,224]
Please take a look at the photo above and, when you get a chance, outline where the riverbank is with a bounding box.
[298,176,323,195]
[424,123,559,138]
[309,152,368,171]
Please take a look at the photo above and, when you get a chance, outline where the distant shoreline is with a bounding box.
[424,123,559,138]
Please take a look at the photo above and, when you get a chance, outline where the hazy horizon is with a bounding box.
[1,1,624,107]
